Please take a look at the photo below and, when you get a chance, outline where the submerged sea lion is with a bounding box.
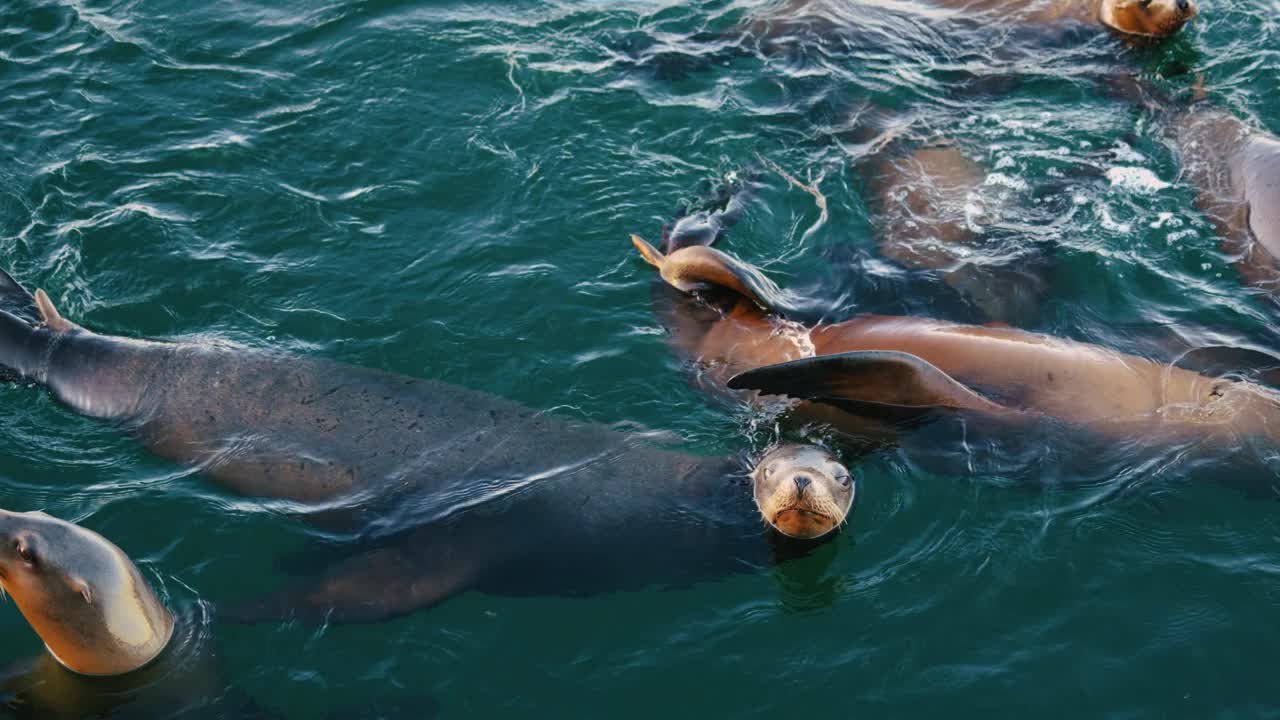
[1167,109,1280,295]
[0,269,851,621]
[0,509,249,719]
[863,143,1052,324]
[631,235,1280,445]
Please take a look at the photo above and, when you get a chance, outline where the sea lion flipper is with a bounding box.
[630,234,802,316]
[1173,345,1280,391]
[33,289,75,333]
[727,350,1009,416]
[223,544,471,625]
[631,234,666,269]
[0,268,41,326]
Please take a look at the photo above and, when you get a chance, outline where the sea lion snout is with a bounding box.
[1101,0,1196,37]
[751,444,854,540]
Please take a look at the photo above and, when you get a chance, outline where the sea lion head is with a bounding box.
[0,509,173,676]
[752,444,854,540]
[1100,0,1197,37]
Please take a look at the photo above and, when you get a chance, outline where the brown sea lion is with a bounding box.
[1167,109,1280,294]
[747,0,1196,42]
[862,143,1052,324]
[632,234,1280,445]
[753,445,854,539]
[0,509,259,719]
[0,269,851,622]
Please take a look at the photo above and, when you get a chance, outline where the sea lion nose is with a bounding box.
[1176,0,1192,13]
[793,475,812,494]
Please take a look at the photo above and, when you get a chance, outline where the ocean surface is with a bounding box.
[2,0,1279,717]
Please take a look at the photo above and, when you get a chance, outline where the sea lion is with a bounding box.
[747,0,1197,43]
[0,509,253,719]
[0,508,172,677]
[631,234,1280,445]
[0,269,851,622]
[863,143,1051,324]
[1166,109,1280,295]
[752,445,854,539]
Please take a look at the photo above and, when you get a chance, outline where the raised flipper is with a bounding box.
[631,234,806,316]
[727,350,1011,419]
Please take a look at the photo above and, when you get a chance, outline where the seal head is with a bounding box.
[1099,0,1197,37]
[751,445,854,540]
[0,509,173,676]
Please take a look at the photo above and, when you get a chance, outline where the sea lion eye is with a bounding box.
[837,474,852,486]
[14,540,35,566]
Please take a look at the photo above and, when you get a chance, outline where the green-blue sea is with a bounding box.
[2,0,1279,717]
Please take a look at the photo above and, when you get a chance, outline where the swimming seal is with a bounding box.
[0,508,172,677]
[1167,109,1280,295]
[752,445,854,539]
[747,0,1196,42]
[632,234,1280,445]
[0,269,848,623]
[0,509,283,719]
[862,143,1051,324]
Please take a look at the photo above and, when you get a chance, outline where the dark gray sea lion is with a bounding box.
[0,509,259,719]
[0,270,851,622]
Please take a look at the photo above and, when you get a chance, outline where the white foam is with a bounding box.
[1106,167,1171,194]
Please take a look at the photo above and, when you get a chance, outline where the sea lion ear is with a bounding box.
[727,350,1010,418]
[67,577,93,604]
[33,289,74,333]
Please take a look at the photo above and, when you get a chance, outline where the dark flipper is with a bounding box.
[1173,345,1280,390]
[0,269,39,326]
[0,269,76,385]
[727,350,1010,419]
[663,171,755,252]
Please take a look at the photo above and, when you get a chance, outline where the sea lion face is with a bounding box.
[752,444,854,540]
[1100,0,1197,37]
[0,509,172,676]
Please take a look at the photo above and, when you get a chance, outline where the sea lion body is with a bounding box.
[0,272,842,623]
[864,144,1051,324]
[634,237,1280,444]
[1170,110,1280,292]
[747,0,1195,40]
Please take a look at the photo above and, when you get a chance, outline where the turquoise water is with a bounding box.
[2,0,1280,716]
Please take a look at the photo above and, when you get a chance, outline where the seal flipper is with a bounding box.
[631,234,808,317]
[1173,345,1280,390]
[222,542,475,625]
[0,268,40,326]
[0,271,76,385]
[727,350,1011,418]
